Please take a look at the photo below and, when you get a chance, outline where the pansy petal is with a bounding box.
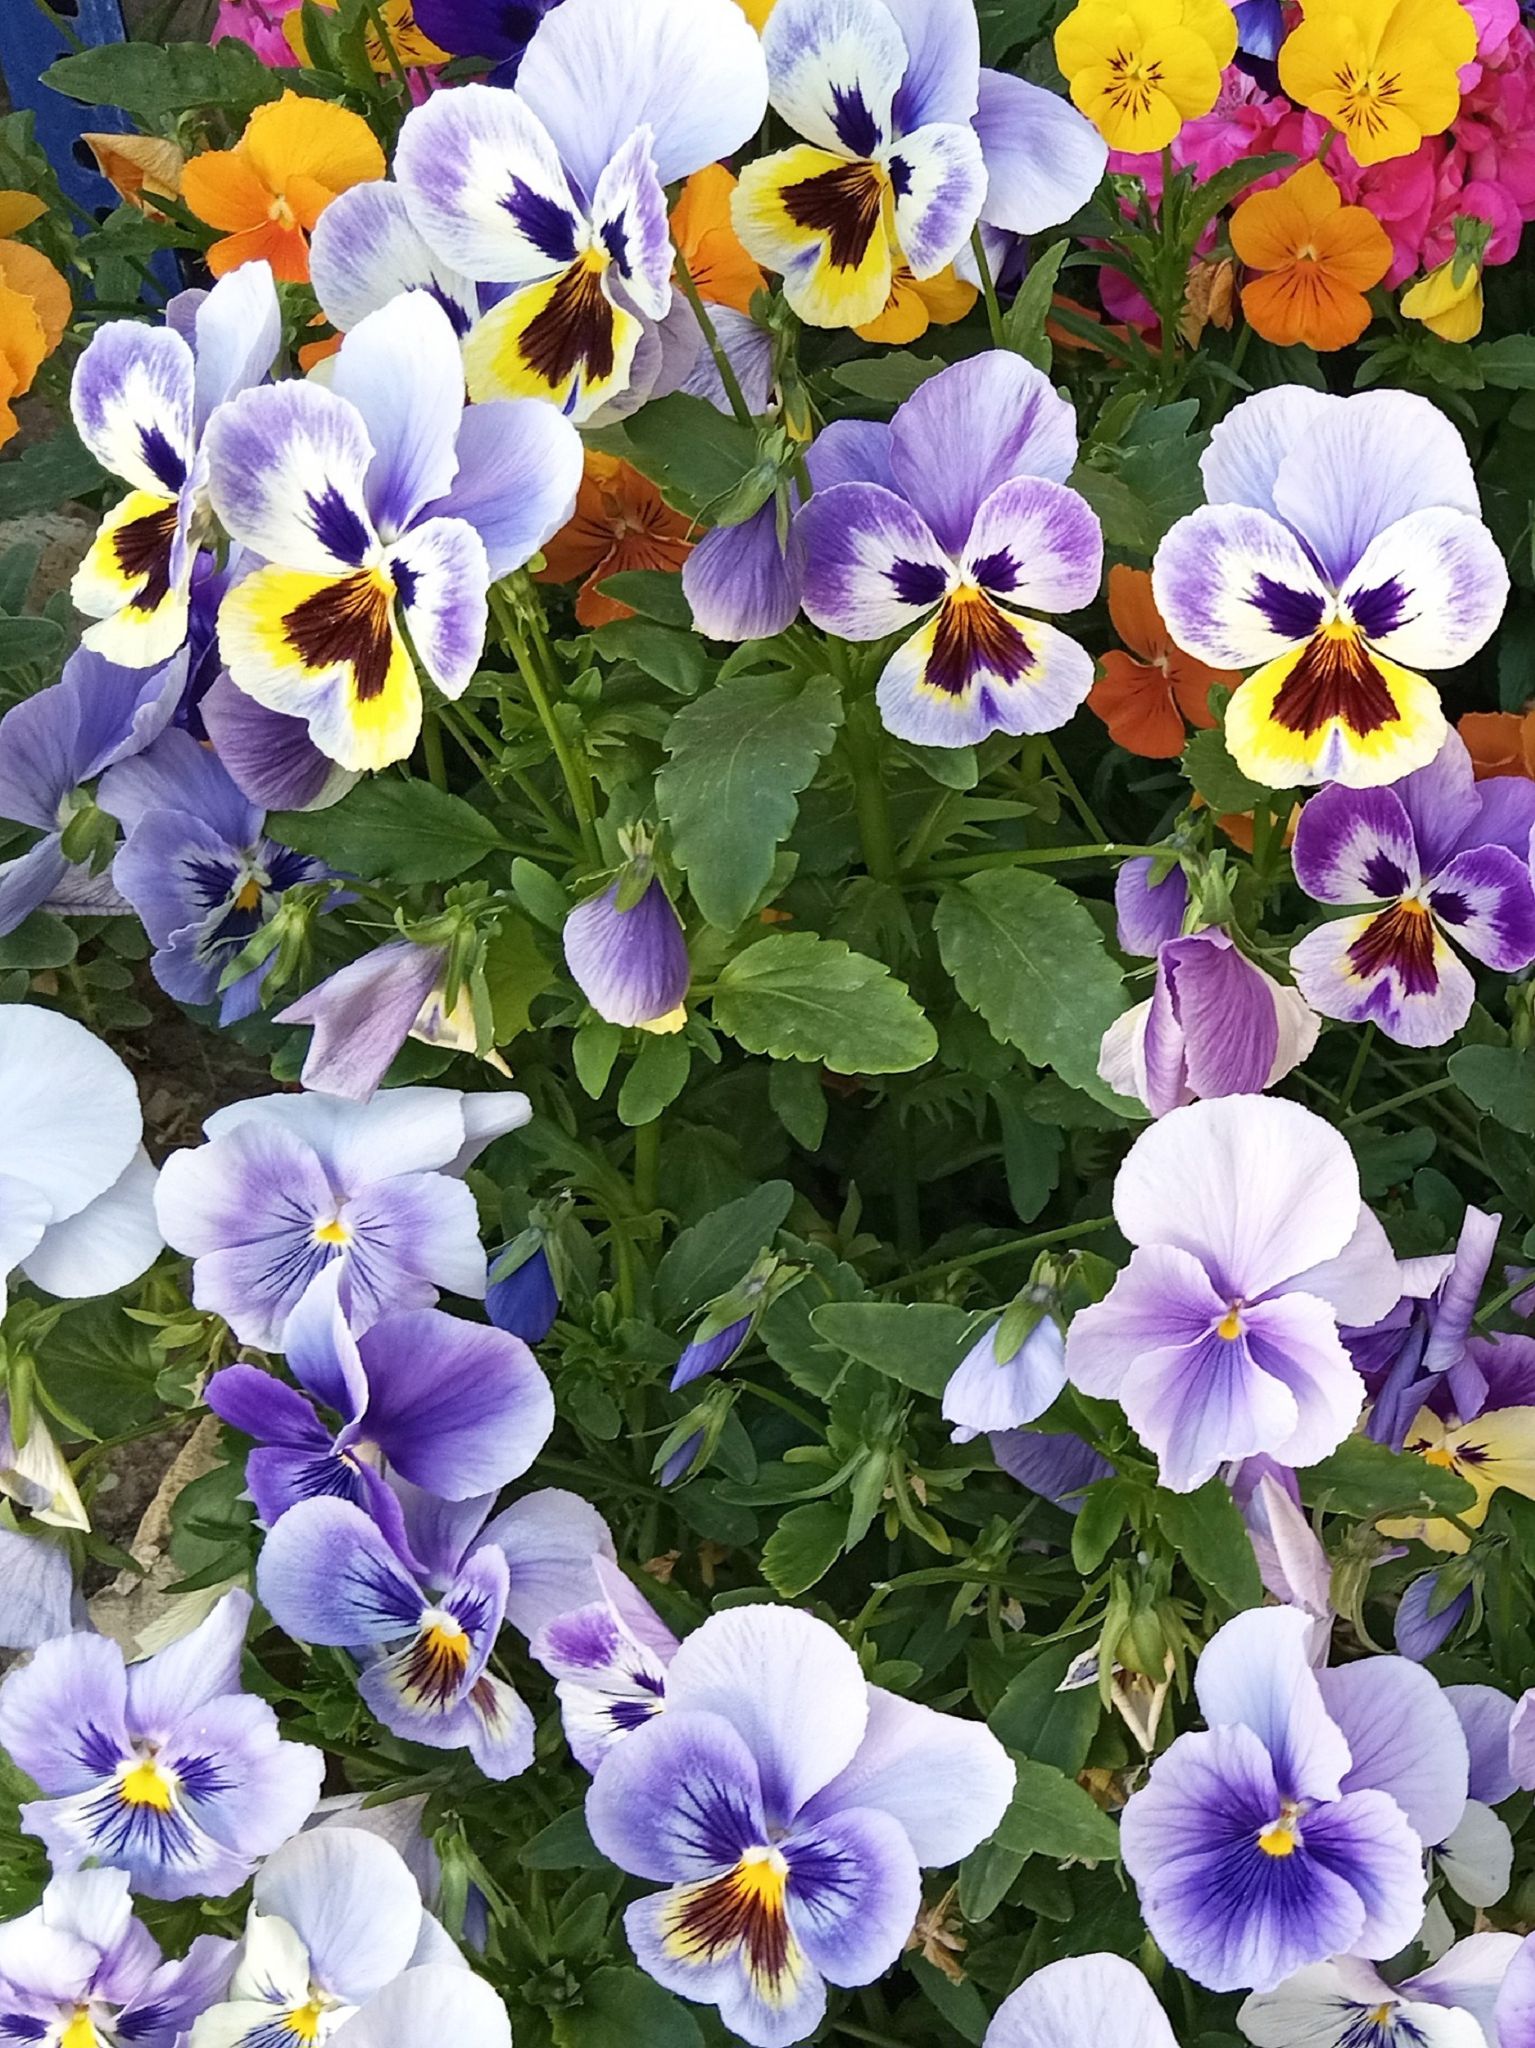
[782,1808,918,1983]
[71,489,194,669]
[887,120,986,277]
[1437,1801,1513,1909]
[70,323,193,498]
[309,181,479,339]
[984,1956,1177,2048]
[256,1497,426,1645]
[0,1527,75,1652]
[624,1884,824,2048]
[0,1005,143,1230]
[327,1966,511,2048]
[24,1150,164,1302]
[0,1628,129,1793]
[516,0,769,192]
[1318,1656,1468,1846]
[973,69,1107,235]
[394,84,581,285]
[1226,639,1448,791]
[462,270,645,423]
[329,294,465,540]
[1446,1686,1518,1808]
[806,417,893,491]
[685,505,805,641]
[762,0,904,155]
[587,1707,769,1882]
[889,352,1079,551]
[961,473,1103,612]
[198,673,356,813]
[253,1828,424,2005]
[126,1589,251,1736]
[355,1310,554,1499]
[1430,844,1535,972]
[1153,503,1330,670]
[588,127,673,323]
[206,382,378,575]
[1291,910,1474,1047]
[1411,1931,1524,2036]
[1339,508,1508,673]
[1291,783,1420,905]
[1066,1241,1228,1401]
[1298,1788,1428,1962]
[733,143,895,329]
[1121,1323,1301,1495]
[426,403,583,585]
[798,481,950,637]
[385,516,488,702]
[357,1547,507,1734]
[1202,388,1346,520]
[875,602,1096,747]
[192,260,281,430]
[478,1487,616,1638]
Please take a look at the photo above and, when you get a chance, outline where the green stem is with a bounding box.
[421,711,448,792]
[490,588,601,867]
[1338,1023,1375,1114]
[878,1216,1115,1292]
[671,248,754,425]
[28,0,85,49]
[1476,1274,1530,1328]
[1343,1075,1457,1129]
[360,0,411,94]
[970,224,1006,350]
[632,1116,661,1216]
[916,840,1164,877]
[1041,736,1107,841]
[844,703,899,885]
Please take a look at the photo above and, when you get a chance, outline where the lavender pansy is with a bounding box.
[563,861,689,1031]
[1350,1202,1504,1451]
[981,1955,1176,2048]
[1395,1571,1473,1662]
[0,1870,235,2048]
[0,1004,162,1311]
[205,1261,554,1534]
[1153,388,1509,787]
[1121,1607,1441,1992]
[486,1236,559,1344]
[586,1604,1013,2046]
[1065,1095,1400,1491]
[1239,1936,1523,2048]
[0,1590,324,1900]
[70,263,280,668]
[1290,732,1535,1047]
[530,1555,679,1769]
[798,353,1103,747]
[990,1427,1112,1509]
[1115,854,1189,955]
[198,670,358,816]
[277,940,458,1102]
[0,1526,75,1649]
[207,290,581,772]
[0,646,185,937]
[942,1307,1067,1443]
[152,1083,531,1347]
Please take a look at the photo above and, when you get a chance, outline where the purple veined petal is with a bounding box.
[762,0,907,172]
[1201,388,1346,521]
[155,1691,325,1884]
[1429,844,1535,973]
[959,473,1103,615]
[1464,772,1535,864]
[972,69,1107,237]
[98,724,259,846]
[353,1310,554,1499]
[1291,782,1421,907]
[424,398,582,584]
[1109,1095,1365,1301]
[123,1589,252,1741]
[253,1827,425,2003]
[393,84,582,287]
[0,1526,75,1652]
[595,1554,680,1664]
[1501,1932,1535,2048]
[1065,1241,1228,1402]
[199,672,357,814]
[110,807,247,951]
[206,1359,329,1447]
[1152,502,1330,672]
[942,1315,1067,1441]
[1147,932,1282,1114]
[0,646,185,833]
[806,417,893,491]
[281,1263,368,1416]
[202,1088,468,1187]
[72,486,196,674]
[392,1479,495,1588]
[1120,1322,1302,1495]
[1238,1957,1485,2048]
[478,1486,615,1637]
[1405,1931,1524,2041]
[874,605,1096,747]
[518,0,768,192]
[563,876,690,1029]
[309,182,479,340]
[329,294,466,544]
[0,838,72,942]
[797,1685,1015,1868]
[1445,1685,1518,1807]
[1385,730,1482,879]
[1120,1723,1367,1994]
[191,260,281,432]
[257,1497,426,1646]
[1340,507,1508,676]
[623,1881,826,2048]
[385,515,489,702]
[662,1605,869,1823]
[1239,1471,1332,1621]
[279,941,448,1104]
[1298,1787,1428,1962]
[329,1964,512,2048]
[1395,1573,1471,1662]
[21,1148,163,1304]
[780,1806,919,1985]
[205,382,379,575]
[451,1668,536,1780]
[333,1170,488,1329]
[0,1629,130,1794]
[1115,857,1188,957]
[882,0,980,128]
[70,322,194,499]
[587,126,672,323]
[0,1867,142,2004]
[1290,910,1475,1048]
[798,481,952,640]
[887,352,1079,553]
[886,118,985,280]
[0,1005,144,1234]
[684,502,806,642]
[990,1427,1111,1507]
[1238,1291,1367,1473]
[674,301,776,419]
[532,1598,672,1771]
[1318,1656,1469,1846]
[586,1706,770,1882]
[1271,390,1483,591]
[982,1955,1177,2048]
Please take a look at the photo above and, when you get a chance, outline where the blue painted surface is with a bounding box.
[0,0,130,219]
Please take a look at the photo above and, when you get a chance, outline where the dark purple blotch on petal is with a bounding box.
[831,85,881,159]
[887,558,948,608]
[1348,578,1411,642]
[502,181,581,265]
[306,484,372,568]
[1251,573,1326,643]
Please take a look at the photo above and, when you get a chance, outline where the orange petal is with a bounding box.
[0,242,70,352]
[240,91,385,200]
[1169,657,1227,729]
[0,192,45,238]
[1241,266,1373,351]
[205,220,308,281]
[1105,563,1165,661]
[1314,204,1393,290]
[1459,711,1529,780]
[0,281,48,402]
[182,147,274,231]
[1087,653,1187,758]
[82,134,185,214]
[670,164,765,315]
[855,270,933,344]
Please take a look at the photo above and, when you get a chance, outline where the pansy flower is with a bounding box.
[1384,1399,1535,1553]
[190,1827,511,2048]
[1153,387,1509,788]
[181,92,385,282]
[1054,0,1238,152]
[798,353,1102,746]
[1065,1095,1401,1491]
[69,263,280,669]
[942,1308,1068,1442]
[411,0,562,84]
[152,1082,531,1348]
[1122,1607,1454,1992]
[1230,162,1394,352]
[391,0,767,420]
[983,1956,1176,2048]
[278,938,464,1101]
[1278,0,1478,167]
[563,857,690,1032]
[539,454,694,628]
[208,290,581,771]
[585,1605,1014,2047]
[1088,564,1229,758]
[0,193,70,449]
[1289,731,1535,1045]
[530,1556,679,1770]
[732,0,986,329]
[0,1869,234,2048]
[1238,1936,1522,2048]
[0,1591,323,1900]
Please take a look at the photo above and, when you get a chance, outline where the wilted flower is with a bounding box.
[1278,0,1478,166]
[181,92,385,281]
[0,1591,323,1899]
[277,939,468,1102]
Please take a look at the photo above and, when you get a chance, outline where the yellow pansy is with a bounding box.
[1381,1404,1535,1553]
[284,0,449,69]
[1055,0,1238,153]
[1402,257,1483,340]
[1279,0,1477,167]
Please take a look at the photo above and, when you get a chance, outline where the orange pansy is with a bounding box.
[0,193,71,449]
[1459,710,1535,781]
[0,283,47,450]
[538,453,694,628]
[1230,161,1392,352]
[1088,565,1234,757]
[82,134,186,218]
[856,259,977,344]
[670,165,766,316]
[181,91,385,283]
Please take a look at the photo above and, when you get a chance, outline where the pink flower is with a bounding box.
[1422,168,1524,267]
[213,0,299,63]
[1460,24,1535,218]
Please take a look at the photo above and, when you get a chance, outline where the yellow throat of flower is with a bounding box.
[1256,1809,1301,1856]
[119,1757,174,1810]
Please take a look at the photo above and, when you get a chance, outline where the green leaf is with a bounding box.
[0,616,64,671]
[909,1955,990,2045]
[1001,238,1068,370]
[509,857,571,932]
[713,931,936,1074]
[590,568,692,626]
[1476,335,1535,389]
[593,394,768,523]
[1300,1435,1477,1519]
[572,1019,622,1098]
[831,353,945,405]
[957,1837,1026,1922]
[993,1758,1120,1863]
[760,1500,846,1597]
[590,618,709,694]
[935,870,1127,1099]
[551,1968,704,2048]
[989,1637,1101,1772]
[658,673,842,929]
[768,1058,828,1150]
[0,911,77,971]
[269,779,505,885]
[481,914,553,1043]
[33,1300,160,1437]
[43,39,283,117]
[655,1181,795,1320]
[617,1032,691,1127]
[519,1808,605,1869]
[1153,1480,1262,1615]
[1182,727,1272,815]
[809,1301,974,1397]
[1449,1045,1535,1134]
[0,430,104,521]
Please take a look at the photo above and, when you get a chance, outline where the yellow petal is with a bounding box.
[0,192,45,238]
[732,146,894,329]
[239,90,385,199]
[1225,633,1447,788]
[81,134,185,214]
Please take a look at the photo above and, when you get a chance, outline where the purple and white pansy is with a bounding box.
[530,1555,679,1769]
[1238,1935,1521,2048]
[1289,730,1535,1047]
[797,352,1104,746]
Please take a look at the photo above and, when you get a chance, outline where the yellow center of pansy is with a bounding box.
[119,1757,174,1809]
[283,2002,327,2044]
[1421,1445,1459,1469]
[60,2008,98,2048]
[312,1218,351,1246]
[1256,1810,1301,1856]
[1106,46,1163,116]
[1217,1308,1244,1341]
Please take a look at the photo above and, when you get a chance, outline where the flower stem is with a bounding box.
[1339,1023,1375,1114]
[490,586,602,868]
[671,247,754,425]
[843,699,899,884]
[970,225,1006,350]
[878,1216,1115,1292]
[917,841,1164,877]
[421,710,448,791]
[1342,1075,1458,1129]
[1042,735,1107,840]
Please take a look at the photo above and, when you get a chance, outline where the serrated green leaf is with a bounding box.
[1300,1435,1478,1519]
[551,1968,704,2048]
[760,1500,846,1597]
[1001,238,1068,369]
[270,779,505,885]
[589,569,692,627]
[590,618,709,694]
[655,1181,795,1320]
[592,394,766,523]
[831,353,945,404]
[993,1758,1120,1863]
[0,911,77,970]
[519,1808,605,1869]
[713,931,936,1074]
[1182,726,1272,815]
[658,673,842,929]
[1153,1479,1262,1615]
[42,39,283,118]
[809,1301,974,1396]
[0,430,104,521]
[768,1058,828,1149]
[1450,1045,1535,1135]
